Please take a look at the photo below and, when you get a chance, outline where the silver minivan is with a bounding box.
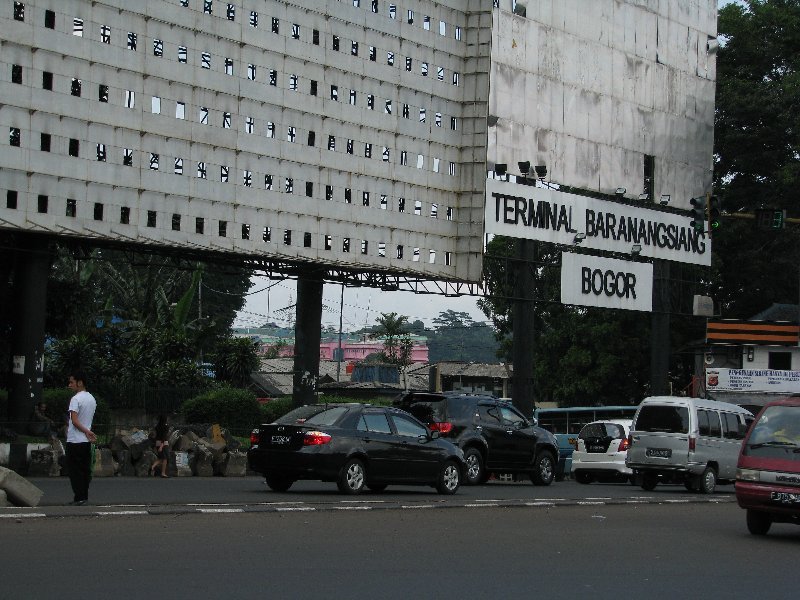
[626,396,753,493]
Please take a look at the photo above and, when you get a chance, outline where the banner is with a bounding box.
[706,368,800,393]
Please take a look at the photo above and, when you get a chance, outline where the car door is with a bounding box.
[357,410,398,481]
[497,405,538,466]
[478,401,535,468]
[388,412,441,482]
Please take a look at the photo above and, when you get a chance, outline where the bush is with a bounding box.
[41,388,111,435]
[259,397,293,423]
[181,386,261,432]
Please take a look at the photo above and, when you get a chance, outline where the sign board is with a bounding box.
[706,368,800,394]
[485,178,711,266]
[12,356,25,375]
[561,253,653,312]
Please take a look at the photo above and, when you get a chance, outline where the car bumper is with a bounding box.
[247,447,342,480]
[736,481,800,520]
[573,453,632,475]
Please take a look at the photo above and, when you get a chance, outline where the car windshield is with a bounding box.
[745,406,800,459]
[635,405,690,434]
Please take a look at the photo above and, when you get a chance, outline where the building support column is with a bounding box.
[650,259,671,396]
[8,237,52,431]
[292,269,324,408]
[512,239,536,417]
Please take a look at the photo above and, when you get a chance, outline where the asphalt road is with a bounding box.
[1,500,798,600]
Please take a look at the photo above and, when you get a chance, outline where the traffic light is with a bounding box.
[708,195,721,231]
[689,196,706,232]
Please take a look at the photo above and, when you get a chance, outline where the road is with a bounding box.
[1,499,797,600]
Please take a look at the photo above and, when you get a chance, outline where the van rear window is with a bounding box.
[635,405,690,434]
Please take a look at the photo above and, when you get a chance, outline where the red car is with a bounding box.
[735,397,800,535]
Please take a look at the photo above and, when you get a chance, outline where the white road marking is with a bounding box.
[0,513,46,519]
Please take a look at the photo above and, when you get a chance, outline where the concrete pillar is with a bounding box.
[8,237,51,431]
[512,239,536,418]
[650,259,671,396]
[292,270,324,408]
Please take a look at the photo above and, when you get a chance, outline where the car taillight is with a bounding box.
[618,437,630,452]
[430,422,453,435]
[688,435,696,451]
[250,429,259,446]
[303,431,332,446]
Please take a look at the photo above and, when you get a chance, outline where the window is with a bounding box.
[343,238,350,252]
[7,190,18,209]
[367,94,374,110]
[313,29,319,45]
[433,158,440,172]
[174,157,183,174]
[287,126,296,142]
[361,413,392,434]
[127,32,137,51]
[13,2,24,22]
[419,108,426,122]
[369,46,376,61]
[266,122,275,138]
[305,182,313,197]
[332,35,339,51]
[149,153,159,170]
[178,46,187,63]
[243,170,252,187]
[120,206,130,224]
[310,80,317,96]
[219,221,227,237]
[272,17,279,34]
[405,57,412,71]
[269,70,277,86]
[437,66,444,81]
[400,150,407,166]
[347,139,353,154]
[176,102,185,119]
[363,191,370,205]
[364,143,372,158]
[226,3,235,20]
[326,185,333,200]
[172,214,181,231]
[451,116,458,130]
[769,351,792,370]
[263,226,271,242]
[349,90,357,105]
[71,78,82,97]
[96,144,106,161]
[199,107,208,124]
[378,243,386,257]
[11,64,22,84]
[435,112,442,127]
[245,116,254,134]
[99,84,108,102]
[73,18,83,36]
[421,62,428,76]
[382,147,390,162]
[152,96,161,114]
[402,104,409,118]
[265,174,273,190]
[242,224,250,240]
[285,178,293,193]
[398,197,405,212]
[292,24,300,40]
[223,112,231,128]
[289,74,298,90]
[37,194,48,213]
[123,148,133,166]
[250,11,258,27]
[331,85,338,101]
[439,21,446,36]
[44,9,54,28]
[93,202,103,220]
[125,90,135,108]
[284,230,292,245]
[69,139,79,156]
[453,72,460,86]
[196,217,204,234]
[345,188,352,203]
[423,15,430,30]
[385,100,392,114]
[197,162,207,178]
[449,161,456,176]
[361,240,368,254]
[387,51,394,66]
[371,0,378,13]
[380,194,387,209]
[414,200,422,214]
[43,71,53,90]
[455,26,462,41]
[154,39,163,56]
[247,63,255,80]
[396,245,403,259]
[407,9,414,24]
[220,166,229,182]
[324,235,332,250]
[201,52,211,69]
[307,131,315,146]
[40,133,51,152]
[147,210,157,227]
[204,1,213,15]
[351,41,358,56]
[389,4,396,19]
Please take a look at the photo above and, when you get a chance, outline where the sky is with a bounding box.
[234,0,737,332]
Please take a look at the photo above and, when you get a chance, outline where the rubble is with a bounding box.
[0,466,44,507]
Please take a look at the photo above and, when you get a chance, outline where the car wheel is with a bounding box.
[531,451,555,486]
[463,447,485,485]
[640,473,658,491]
[575,471,594,485]
[436,460,461,495]
[696,466,717,494]
[367,484,387,492]
[337,458,366,494]
[265,475,294,492]
[746,509,772,535]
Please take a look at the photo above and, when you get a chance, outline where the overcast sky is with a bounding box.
[234,0,737,332]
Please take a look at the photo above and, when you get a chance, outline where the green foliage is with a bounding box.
[211,336,260,387]
[259,397,293,423]
[181,386,261,431]
[428,310,500,363]
[41,387,111,430]
[713,0,800,318]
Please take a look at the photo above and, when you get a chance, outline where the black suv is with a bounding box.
[393,392,559,486]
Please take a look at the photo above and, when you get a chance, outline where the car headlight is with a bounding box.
[736,468,760,482]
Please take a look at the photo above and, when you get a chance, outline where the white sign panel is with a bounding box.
[485,178,711,266]
[706,368,800,394]
[561,253,653,312]
[12,355,25,375]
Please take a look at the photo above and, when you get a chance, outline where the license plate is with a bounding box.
[646,448,671,458]
[589,445,605,452]
[271,435,291,445]
[771,491,800,505]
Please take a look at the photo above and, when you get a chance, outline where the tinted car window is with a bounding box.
[635,405,690,434]
[444,397,479,420]
[392,414,428,437]
[304,406,350,426]
[478,404,502,426]
[275,405,328,424]
[721,412,742,439]
[404,400,446,423]
[707,411,721,437]
[580,423,624,440]
[362,412,392,433]
[499,405,527,427]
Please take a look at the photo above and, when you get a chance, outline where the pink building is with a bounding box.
[259,339,429,363]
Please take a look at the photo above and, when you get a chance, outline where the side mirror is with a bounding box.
[429,430,440,440]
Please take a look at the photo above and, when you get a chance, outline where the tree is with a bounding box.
[428,310,500,363]
[373,312,414,388]
[712,0,800,318]
[211,336,261,387]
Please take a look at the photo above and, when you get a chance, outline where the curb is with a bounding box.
[0,494,737,521]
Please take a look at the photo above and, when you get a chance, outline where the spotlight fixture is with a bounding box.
[494,163,507,177]
[659,194,671,206]
[573,232,586,244]
[512,2,527,17]
[517,161,531,175]
[631,244,642,256]
[534,165,547,179]
[638,193,650,201]
[615,187,626,196]
[487,115,499,127]
[707,37,719,54]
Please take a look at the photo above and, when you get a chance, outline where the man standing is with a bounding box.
[66,371,97,506]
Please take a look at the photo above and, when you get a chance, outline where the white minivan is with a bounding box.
[626,396,753,494]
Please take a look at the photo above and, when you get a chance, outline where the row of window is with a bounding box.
[7,127,455,219]
[3,190,453,265]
